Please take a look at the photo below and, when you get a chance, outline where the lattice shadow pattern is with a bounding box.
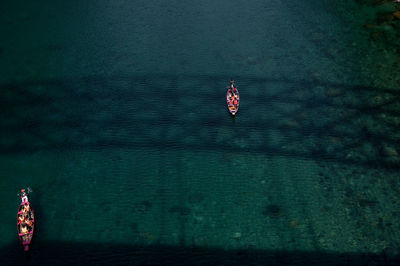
[1,74,399,170]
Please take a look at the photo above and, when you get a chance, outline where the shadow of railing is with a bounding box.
[1,240,399,265]
[1,74,400,170]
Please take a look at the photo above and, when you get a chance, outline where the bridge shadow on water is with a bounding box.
[2,75,400,264]
[1,240,399,265]
[1,74,399,171]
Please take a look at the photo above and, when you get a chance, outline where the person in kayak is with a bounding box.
[227,79,236,97]
[233,95,238,105]
[25,218,33,228]
[20,224,28,235]
[24,204,32,220]
[227,79,234,89]
[21,189,28,203]
[18,214,25,224]
[231,80,238,93]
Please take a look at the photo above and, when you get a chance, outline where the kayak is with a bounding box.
[17,189,35,252]
[226,85,240,115]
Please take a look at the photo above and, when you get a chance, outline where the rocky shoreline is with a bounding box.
[357,0,400,88]
[310,0,400,256]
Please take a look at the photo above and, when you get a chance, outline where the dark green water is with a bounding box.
[1,0,400,265]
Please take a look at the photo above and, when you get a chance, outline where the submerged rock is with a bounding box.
[374,2,398,13]
[359,198,377,207]
[381,145,400,165]
[290,218,299,228]
[377,13,395,23]
[139,232,156,242]
[188,193,205,204]
[135,200,152,213]
[232,232,242,239]
[364,23,377,30]
[325,88,343,97]
[383,246,397,258]
[374,95,384,105]
[168,205,191,216]
[281,120,299,128]
[310,32,324,40]
[130,222,138,232]
[246,56,258,65]
[382,145,398,157]
[370,31,385,41]
[263,204,283,218]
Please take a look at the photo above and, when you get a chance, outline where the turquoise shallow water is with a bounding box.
[1,0,400,265]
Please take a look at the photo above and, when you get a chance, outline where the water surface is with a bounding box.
[0,0,399,264]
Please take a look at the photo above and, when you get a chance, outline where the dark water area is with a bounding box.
[1,0,400,265]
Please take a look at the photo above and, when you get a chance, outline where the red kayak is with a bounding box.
[17,188,35,252]
[226,80,239,115]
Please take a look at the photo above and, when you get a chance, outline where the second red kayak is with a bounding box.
[17,188,35,252]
